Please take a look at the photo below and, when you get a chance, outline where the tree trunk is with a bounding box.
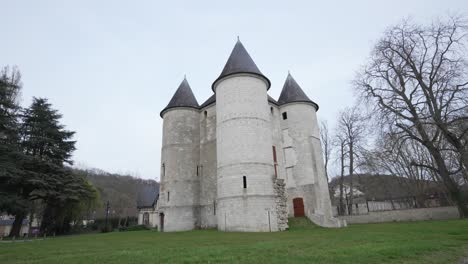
[338,143,346,215]
[429,145,468,218]
[9,212,26,237]
[348,142,354,215]
[339,175,345,215]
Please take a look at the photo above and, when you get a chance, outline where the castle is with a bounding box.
[142,40,345,232]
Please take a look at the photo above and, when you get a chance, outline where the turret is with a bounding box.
[278,73,344,227]
[159,78,201,231]
[213,40,279,232]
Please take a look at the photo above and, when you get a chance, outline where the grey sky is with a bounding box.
[2,0,467,180]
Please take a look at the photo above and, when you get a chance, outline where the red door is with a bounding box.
[293,198,305,217]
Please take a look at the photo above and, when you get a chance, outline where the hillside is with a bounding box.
[328,174,446,204]
[73,168,159,218]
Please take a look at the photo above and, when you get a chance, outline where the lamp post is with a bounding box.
[105,201,110,232]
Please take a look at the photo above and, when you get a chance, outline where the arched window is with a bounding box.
[143,212,150,226]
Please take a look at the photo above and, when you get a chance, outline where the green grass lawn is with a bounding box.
[1,218,468,263]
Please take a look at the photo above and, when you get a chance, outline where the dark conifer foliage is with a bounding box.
[0,66,99,237]
[21,98,76,165]
[0,66,22,147]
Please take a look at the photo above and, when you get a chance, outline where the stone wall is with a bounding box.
[215,74,278,232]
[199,104,218,228]
[159,108,200,231]
[137,208,158,228]
[274,179,288,230]
[339,206,460,224]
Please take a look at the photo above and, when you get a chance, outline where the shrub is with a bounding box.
[124,225,149,232]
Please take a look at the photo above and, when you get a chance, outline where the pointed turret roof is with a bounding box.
[212,39,271,91]
[160,78,200,117]
[277,73,319,110]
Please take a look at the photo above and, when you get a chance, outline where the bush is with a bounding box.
[100,224,113,233]
[119,225,149,231]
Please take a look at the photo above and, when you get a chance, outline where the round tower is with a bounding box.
[278,73,344,227]
[159,78,200,231]
[213,40,279,232]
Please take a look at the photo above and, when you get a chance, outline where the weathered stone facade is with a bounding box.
[156,40,345,232]
[274,179,289,231]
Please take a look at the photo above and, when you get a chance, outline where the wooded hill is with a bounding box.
[73,168,159,219]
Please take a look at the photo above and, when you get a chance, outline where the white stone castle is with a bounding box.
[147,40,345,232]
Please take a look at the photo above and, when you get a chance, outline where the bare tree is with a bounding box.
[368,133,445,207]
[320,120,332,182]
[335,134,347,215]
[335,106,368,215]
[354,16,468,217]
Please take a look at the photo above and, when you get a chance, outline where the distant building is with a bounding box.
[0,218,31,237]
[136,185,159,228]
[153,40,345,232]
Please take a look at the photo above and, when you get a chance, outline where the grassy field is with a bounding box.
[1,218,467,263]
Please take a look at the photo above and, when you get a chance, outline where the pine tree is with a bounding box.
[0,66,30,237]
[21,98,76,165]
[1,70,98,236]
[0,66,21,146]
[19,98,78,234]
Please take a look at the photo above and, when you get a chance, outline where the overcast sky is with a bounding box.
[2,0,467,180]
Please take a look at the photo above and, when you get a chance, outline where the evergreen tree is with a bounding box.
[19,97,79,234]
[1,68,99,236]
[21,98,76,165]
[0,66,21,146]
[0,66,30,237]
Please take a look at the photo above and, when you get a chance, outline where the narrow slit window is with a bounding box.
[162,163,165,180]
[272,146,278,178]
[196,165,199,176]
[204,111,207,117]
[243,176,247,189]
[213,201,216,215]
[167,191,170,202]
[272,146,277,162]
[270,107,274,114]
[282,112,288,120]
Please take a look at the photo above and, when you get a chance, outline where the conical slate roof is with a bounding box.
[277,73,319,110]
[212,40,271,90]
[160,78,200,117]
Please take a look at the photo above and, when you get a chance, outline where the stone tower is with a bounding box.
[156,40,346,232]
[213,40,279,232]
[278,73,343,227]
[159,78,201,231]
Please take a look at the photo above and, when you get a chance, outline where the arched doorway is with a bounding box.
[159,213,165,232]
[293,198,305,217]
[143,212,150,226]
